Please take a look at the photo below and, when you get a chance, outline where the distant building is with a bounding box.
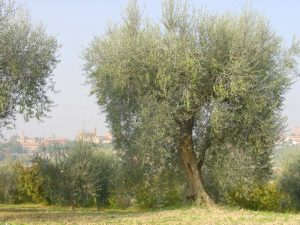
[17,132,67,152]
[284,128,300,145]
[17,133,39,152]
[41,136,67,146]
[76,128,100,144]
[76,129,113,145]
[100,132,113,144]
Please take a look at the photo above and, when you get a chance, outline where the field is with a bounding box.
[0,205,300,225]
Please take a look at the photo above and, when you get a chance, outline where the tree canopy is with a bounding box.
[83,0,299,205]
[0,0,59,133]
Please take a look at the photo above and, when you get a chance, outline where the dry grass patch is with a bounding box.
[0,204,300,225]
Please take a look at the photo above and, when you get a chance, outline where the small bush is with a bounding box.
[227,182,292,211]
[133,174,184,209]
[279,155,300,210]
[108,194,132,209]
[0,162,18,203]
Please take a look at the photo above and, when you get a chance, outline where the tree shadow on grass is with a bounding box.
[0,206,151,224]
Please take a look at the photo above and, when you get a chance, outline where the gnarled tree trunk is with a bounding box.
[178,118,212,205]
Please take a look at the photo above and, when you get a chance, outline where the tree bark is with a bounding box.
[178,118,213,205]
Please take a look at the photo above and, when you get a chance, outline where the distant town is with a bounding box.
[1,127,299,150]
[279,127,300,146]
[0,127,299,163]
[0,129,113,161]
[16,128,112,151]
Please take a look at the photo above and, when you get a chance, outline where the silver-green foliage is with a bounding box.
[83,0,299,202]
[0,0,59,132]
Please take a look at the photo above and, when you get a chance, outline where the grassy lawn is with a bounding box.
[0,204,300,225]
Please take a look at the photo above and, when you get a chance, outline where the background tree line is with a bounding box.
[0,141,300,212]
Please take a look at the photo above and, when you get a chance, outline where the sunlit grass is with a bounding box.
[0,204,300,225]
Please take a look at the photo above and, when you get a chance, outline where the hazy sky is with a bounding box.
[3,0,300,139]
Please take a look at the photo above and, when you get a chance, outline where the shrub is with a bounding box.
[227,182,292,211]
[14,159,53,204]
[2,142,120,208]
[108,194,132,209]
[0,162,19,203]
[279,155,300,210]
[203,145,273,204]
[133,172,185,209]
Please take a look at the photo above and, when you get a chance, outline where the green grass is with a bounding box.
[0,204,300,225]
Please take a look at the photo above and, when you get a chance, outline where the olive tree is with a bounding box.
[83,0,299,205]
[0,0,59,133]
